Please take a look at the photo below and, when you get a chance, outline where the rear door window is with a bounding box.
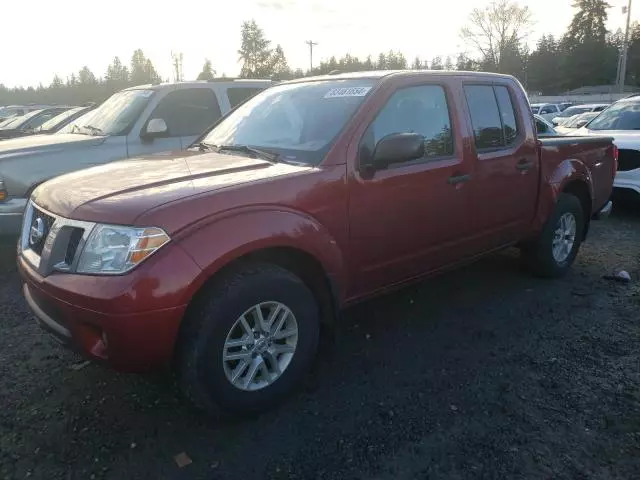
[149,88,222,136]
[464,84,520,150]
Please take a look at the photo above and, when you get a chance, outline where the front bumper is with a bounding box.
[17,244,201,372]
[0,197,27,236]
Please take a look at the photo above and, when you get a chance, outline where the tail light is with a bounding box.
[613,144,619,175]
[0,181,6,202]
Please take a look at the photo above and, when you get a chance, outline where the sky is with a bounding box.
[1,0,639,88]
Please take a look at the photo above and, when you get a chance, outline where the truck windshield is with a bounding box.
[59,90,154,136]
[200,79,376,165]
[586,100,640,130]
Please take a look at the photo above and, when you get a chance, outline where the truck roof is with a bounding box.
[284,69,517,84]
[124,79,273,92]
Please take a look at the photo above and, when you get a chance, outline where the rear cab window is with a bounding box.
[464,84,521,151]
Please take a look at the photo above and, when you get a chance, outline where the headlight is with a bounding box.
[76,224,170,274]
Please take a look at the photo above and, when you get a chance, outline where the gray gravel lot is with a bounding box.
[0,208,639,480]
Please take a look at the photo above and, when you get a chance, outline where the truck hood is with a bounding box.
[0,133,106,160]
[32,150,312,227]
[575,128,640,150]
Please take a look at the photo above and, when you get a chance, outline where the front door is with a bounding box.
[462,83,539,249]
[127,87,223,157]
[348,82,473,297]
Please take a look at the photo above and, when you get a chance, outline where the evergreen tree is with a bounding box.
[270,45,292,80]
[196,59,216,80]
[238,20,274,78]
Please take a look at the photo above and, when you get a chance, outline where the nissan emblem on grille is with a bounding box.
[29,217,45,246]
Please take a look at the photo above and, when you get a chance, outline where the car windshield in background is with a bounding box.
[565,112,598,128]
[59,90,154,136]
[38,107,85,131]
[530,106,541,114]
[557,106,591,118]
[200,79,377,165]
[0,109,42,129]
[586,100,640,130]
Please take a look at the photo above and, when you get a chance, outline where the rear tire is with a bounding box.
[522,193,584,278]
[177,263,319,415]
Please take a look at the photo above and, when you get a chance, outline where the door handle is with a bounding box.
[447,173,471,185]
[516,159,534,171]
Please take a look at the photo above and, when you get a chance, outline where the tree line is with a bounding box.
[0,0,635,106]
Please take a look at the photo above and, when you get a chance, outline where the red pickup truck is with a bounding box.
[18,71,616,414]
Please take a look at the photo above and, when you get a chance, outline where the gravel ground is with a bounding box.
[0,208,639,480]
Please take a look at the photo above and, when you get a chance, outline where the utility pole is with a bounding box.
[305,40,318,71]
[619,0,632,93]
[171,51,184,82]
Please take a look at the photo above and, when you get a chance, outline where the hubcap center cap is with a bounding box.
[254,338,269,353]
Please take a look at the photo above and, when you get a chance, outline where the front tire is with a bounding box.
[177,263,319,415]
[522,193,584,278]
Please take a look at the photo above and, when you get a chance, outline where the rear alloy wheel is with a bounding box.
[522,193,584,278]
[551,212,577,264]
[177,263,319,415]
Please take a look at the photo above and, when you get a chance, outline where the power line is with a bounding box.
[305,40,318,71]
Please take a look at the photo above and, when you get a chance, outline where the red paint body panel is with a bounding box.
[19,71,616,371]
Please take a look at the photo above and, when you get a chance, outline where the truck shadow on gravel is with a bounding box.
[0,210,638,480]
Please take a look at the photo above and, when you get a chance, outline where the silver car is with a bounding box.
[0,80,271,235]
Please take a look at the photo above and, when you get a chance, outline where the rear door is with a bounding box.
[348,80,473,295]
[463,83,539,249]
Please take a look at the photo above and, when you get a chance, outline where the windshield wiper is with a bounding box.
[69,124,90,135]
[200,143,279,163]
[83,124,104,136]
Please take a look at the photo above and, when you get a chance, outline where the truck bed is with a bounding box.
[539,135,616,214]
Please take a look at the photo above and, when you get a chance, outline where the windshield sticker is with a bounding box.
[324,87,372,98]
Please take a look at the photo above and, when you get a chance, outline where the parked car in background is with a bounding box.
[555,111,600,134]
[551,104,609,126]
[0,105,27,120]
[0,80,272,235]
[534,114,559,137]
[575,94,640,199]
[0,104,56,120]
[0,107,71,140]
[17,70,616,414]
[559,102,573,111]
[530,103,563,121]
[30,104,97,135]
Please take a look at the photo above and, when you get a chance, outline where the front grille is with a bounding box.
[20,201,96,277]
[617,149,640,172]
[65,228,85,265]
[28,207,56,255]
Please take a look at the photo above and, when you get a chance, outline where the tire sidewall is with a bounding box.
[191,268,319,413]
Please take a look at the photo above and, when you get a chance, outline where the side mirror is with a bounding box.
[142,118,168,139]
[371,133,425,170]
[575,119,589,128]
